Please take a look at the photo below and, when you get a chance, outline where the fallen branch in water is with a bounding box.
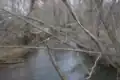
[0,45,119,57]
[0,45,99,52]
[86,54,101,79]
[46,45,66,80]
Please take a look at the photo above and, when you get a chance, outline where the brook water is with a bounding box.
[0,49,117,80]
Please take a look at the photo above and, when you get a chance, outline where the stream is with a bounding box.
[0,48,117,80]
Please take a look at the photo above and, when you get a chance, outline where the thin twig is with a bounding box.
[86,54,101,79]
[66,22,77,26]
[46,45,65,80]
[34,36,53,46]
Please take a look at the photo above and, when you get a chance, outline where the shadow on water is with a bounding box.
[91,64,117,80]
[0,49,117,80]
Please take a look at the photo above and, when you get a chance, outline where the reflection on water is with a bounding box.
[0,49,117,80]
[0,49,61,80]
[54,50,88,80]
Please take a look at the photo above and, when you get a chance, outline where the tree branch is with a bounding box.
[61,0,103,52]
[46,45,66,80]
[94,0,119,69]
[24,13,90,50]
[86,54,101,79]
[2,9,78,49]
[61,0,105,79]
[99,1,120,54]
[0,45,119,56]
